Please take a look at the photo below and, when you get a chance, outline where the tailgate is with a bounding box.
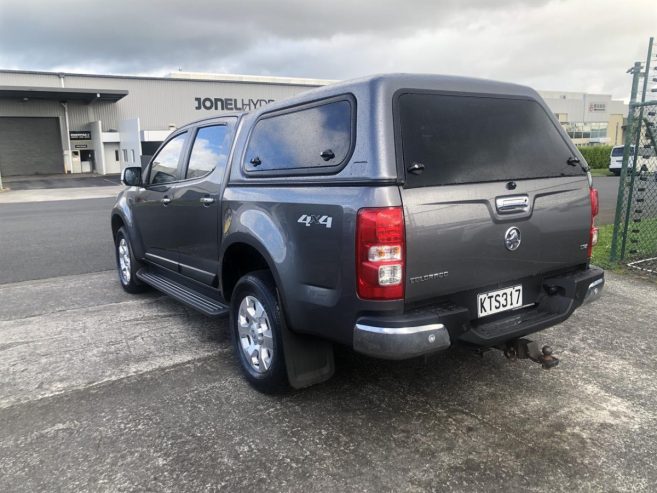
[395,91,590,304]
[401,177,590,303]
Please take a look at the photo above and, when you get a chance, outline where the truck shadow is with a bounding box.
[178,301,552,398]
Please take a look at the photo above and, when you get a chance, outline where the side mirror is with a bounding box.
[121,166,142,187]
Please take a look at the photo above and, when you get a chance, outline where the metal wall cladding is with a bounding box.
[0,71,62,87]
[1,71,318,131]
[0,98,62,118]
[100,78,314,130]
[0,72,318,131]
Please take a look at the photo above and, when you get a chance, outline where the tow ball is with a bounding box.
[500,338,559,369]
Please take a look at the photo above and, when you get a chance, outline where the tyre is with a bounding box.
[115,226,147,294]
[230,271,289,393]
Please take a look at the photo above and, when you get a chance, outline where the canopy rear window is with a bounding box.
[397,93,584,188]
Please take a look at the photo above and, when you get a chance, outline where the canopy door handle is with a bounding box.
[496,195,530,214]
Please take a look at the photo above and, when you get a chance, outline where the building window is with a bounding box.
[590,122,608,139]
[561,121,607,140]
[131,149,136,163]
[123,149,128,162]
[115,150,119,161]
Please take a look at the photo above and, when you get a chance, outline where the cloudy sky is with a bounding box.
[1,0,655,99]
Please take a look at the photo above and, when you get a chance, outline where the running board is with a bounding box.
[136,269,229,317]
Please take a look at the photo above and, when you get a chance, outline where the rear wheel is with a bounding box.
[115,227,147,294]
[230,271,289,393]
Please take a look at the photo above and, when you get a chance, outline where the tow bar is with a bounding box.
[500,338,559,369]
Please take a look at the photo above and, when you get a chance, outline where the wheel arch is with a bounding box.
[111,201,145,260]
[220,235,287,304]
[111,213,125,241]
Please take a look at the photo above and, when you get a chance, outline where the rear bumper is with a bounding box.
[353,322,451,360]
[353,266,604,359]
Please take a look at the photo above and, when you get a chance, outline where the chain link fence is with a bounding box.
[610,101,657,273]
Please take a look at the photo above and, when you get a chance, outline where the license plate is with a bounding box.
[477,285,523,318]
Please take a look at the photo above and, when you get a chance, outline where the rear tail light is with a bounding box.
[356,207,405,300]
[588,187,599,259]
[590,187,599,217]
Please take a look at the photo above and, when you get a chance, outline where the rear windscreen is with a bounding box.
[397,93,584,188]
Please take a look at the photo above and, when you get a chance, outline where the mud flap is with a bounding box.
[280,318,335,389]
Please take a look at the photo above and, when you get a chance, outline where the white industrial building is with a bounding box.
[541,89,627,146]
[0,69,628,177]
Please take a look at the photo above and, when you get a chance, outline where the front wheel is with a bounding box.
[230,271,289,393]
[115,227,147,294]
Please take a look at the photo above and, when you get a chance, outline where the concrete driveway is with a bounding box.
[1,269,656,492]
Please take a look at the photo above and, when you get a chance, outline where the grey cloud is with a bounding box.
[0,0,548,72]
[0,0,655,99]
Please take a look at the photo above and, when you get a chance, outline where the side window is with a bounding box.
[244,99,353,174]
[148,132,187,185]
[186,125,230,179]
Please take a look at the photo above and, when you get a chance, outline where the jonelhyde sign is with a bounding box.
[194,97,275,111]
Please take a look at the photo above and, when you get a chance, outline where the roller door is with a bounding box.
[0,117,63,176]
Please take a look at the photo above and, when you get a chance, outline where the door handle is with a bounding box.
[161,196,171,206]
[496,195,529,214]
[200,196,215,206]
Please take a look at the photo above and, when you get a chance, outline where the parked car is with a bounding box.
[609,145,634,176]
[112,74,604,392]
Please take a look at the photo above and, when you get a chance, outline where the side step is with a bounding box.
[136,269,229,317]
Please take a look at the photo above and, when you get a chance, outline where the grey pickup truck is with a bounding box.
[112,74,604,392]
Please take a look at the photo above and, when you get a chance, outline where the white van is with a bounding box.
[609,145,634,176]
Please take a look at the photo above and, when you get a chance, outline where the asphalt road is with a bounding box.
[1,270,656,491]
[592,175,620,225]
[0,197,116,284]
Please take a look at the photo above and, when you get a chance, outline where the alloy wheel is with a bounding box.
[118,238,131,284]
[237,295,274,373]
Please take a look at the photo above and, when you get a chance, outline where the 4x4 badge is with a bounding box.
[505,227,521,251]
[297,214,333,229]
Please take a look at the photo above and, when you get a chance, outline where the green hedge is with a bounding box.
[576,145,613,169]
